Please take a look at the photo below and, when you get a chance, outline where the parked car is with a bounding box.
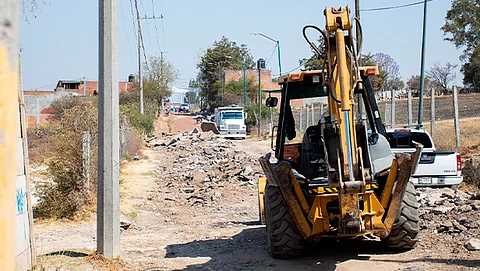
[179,103,190,113]
[386,127,463,187]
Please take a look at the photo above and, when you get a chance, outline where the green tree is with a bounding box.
[222,77,258,105]
[144,56,178,116]
[442,0,480,89]
[197,36,254,112]
[406,75,433,97]
[299,37,326,70]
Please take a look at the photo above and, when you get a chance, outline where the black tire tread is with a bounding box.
[384,181,420,250]
[264,184,304,258]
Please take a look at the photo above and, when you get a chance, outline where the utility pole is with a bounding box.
[243,62,247,105]
[418,0,428,125]
[160,51,164,109]
[134,0,144,114]
[257,58,265,138]
[222,69,225,105]
[0,1,19,269]
[98,0,120,258]
[355,0,361,59]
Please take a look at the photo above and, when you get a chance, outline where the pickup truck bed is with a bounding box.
[386,128,463,187]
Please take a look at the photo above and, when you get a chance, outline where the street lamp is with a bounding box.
[253,32,282,76]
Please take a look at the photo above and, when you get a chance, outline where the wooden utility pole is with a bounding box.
[98,0,120,258]
[0,0,19,269]
[430,88,435,136]
[453,85,460,148]
[407,88,412,126]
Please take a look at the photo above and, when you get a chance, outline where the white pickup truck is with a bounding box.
[386,127,463,187]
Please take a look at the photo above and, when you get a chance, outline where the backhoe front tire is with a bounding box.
[264,184,304,258]
[384,181,420,249]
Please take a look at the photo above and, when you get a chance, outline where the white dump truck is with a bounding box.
[214,105,247,139]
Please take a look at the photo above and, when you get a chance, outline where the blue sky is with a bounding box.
[20,0,462,90]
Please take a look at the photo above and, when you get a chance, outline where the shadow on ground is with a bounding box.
[43,250,89,258]
[138,221,401,271]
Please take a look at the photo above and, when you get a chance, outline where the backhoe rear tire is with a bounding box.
[384,181,420,249]
[264,184,303,258]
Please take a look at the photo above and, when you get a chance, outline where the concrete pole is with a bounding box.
[384,100,389,127]
[430,88,435,136]
[299,106,303,132]
[98,0,120,258]
[36,98,40,128]
[311,104,315,125]
[407,88,412,126]
[453,85,460,148]
[135,0,144,114]
[0,0,19,269]
[306,105,310,127]
[391,89,396,128]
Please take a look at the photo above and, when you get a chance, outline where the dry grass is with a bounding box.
[417,117,480,192]
[419,117,480,157]
[32,250,126,271]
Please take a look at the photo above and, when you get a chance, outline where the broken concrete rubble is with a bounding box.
[148,130,262,207]
[418,187,480,253]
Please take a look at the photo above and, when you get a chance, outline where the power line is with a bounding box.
[265,44,278,68]
[360,0,436,12]
[119,0,136,60]
[160,0,166,52]
[128,0,138,41]
[151,0,163,54]
[272,64,302,77]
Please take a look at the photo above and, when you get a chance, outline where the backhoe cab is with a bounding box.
[258,6,422,258]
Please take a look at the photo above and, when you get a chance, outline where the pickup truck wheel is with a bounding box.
[264,184,303,258]
[384,181,420,249]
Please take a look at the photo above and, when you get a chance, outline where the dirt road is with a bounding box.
[34,114,480,270]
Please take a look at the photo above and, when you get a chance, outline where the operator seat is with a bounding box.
[300,125,328,182]
[369,133,394,175]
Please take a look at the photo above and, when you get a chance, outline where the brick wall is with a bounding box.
[224,69,276,91]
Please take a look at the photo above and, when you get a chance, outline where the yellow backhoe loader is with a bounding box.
[259,6,422,258]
